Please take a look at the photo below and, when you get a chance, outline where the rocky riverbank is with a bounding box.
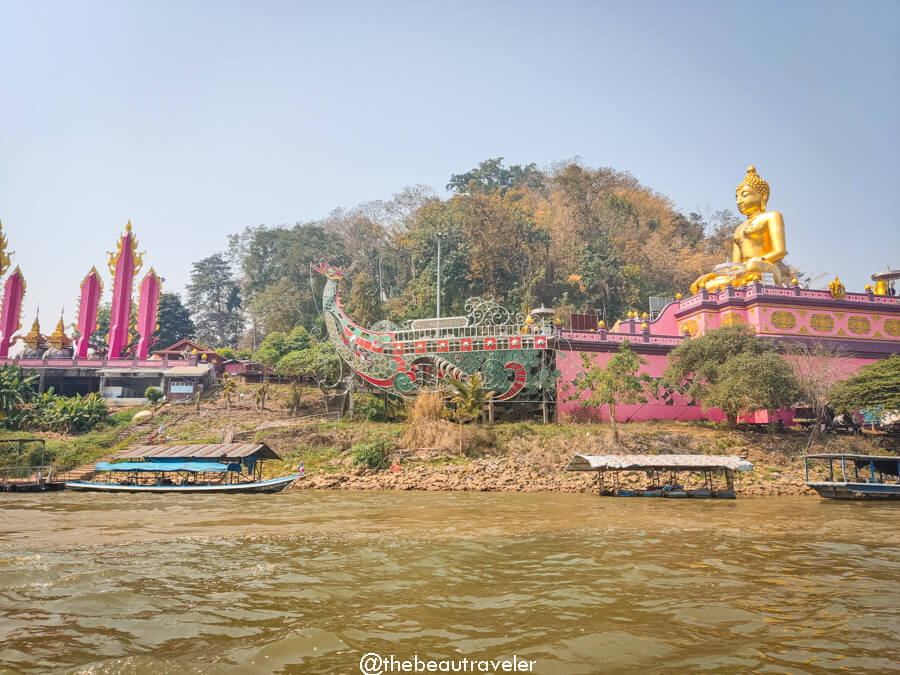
[278,419,894,497]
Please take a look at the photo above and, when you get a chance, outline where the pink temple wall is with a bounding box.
[555,348,881,424]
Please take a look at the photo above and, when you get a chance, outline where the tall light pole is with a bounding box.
[435,232,443,320]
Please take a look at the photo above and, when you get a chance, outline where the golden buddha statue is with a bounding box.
[690,166,787,294]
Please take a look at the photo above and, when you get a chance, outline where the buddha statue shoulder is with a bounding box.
[690,166,787,294]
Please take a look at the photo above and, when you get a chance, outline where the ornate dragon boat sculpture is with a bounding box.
[312,263,558,406]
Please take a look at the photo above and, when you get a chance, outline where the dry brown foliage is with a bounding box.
[406,391,446,423]
[401,418,459,454]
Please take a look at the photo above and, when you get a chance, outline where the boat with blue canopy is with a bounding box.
[65,443,302,493]
[802,453,900,500]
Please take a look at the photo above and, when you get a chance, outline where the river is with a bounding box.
[1,492,898,674]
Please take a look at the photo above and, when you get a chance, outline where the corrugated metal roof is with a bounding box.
[114,443,280,460]
[565,454,753,472]
[165,366,214,376]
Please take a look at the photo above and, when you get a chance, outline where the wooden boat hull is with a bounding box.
[601,489,735,499]
[65,473,302,494]
[808,481,900,500]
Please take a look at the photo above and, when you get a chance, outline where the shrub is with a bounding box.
[217,346,236,360]
[407,391,446,423]
[355,394,386,421]
[350,440,391,470]
[21,392,109,434]
[145,386,164,403]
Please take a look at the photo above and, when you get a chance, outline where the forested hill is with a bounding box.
[184,158,748,349]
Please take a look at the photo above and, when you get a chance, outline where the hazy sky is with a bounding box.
[1,0,898,329]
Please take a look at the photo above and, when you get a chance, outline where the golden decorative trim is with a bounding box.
[883,318,900,338]
[769,310,797,330]
[720,312,746,327]
[847,316,872,335]
[680,319,700,337]
[809,313,836,333]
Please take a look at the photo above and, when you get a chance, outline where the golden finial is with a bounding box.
[829,275,846,300]
[126,220,132,234]
[47,309,70,350]
[23,313,44,350]
[675,293,682,300]
[791,277,799,285]
[865,284,872,291]
[0,219,13,278]
[598,320,605,328]
[736,165,770,202]
[641,322,649,331]
[641,312,648,319]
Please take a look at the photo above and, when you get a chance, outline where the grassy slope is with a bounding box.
[2,383,894,494]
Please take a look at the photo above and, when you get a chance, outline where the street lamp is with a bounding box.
[435,232,444,320]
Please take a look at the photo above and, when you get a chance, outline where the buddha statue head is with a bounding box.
[735,165,770,217]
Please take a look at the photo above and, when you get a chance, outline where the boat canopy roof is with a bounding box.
[113,443,280,461]
[565,454,754,472]
[95,461,242,473]
[802,454,900,476]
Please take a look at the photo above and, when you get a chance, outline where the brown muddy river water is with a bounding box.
[1,492,898,674]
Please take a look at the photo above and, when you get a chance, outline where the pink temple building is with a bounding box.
[556,281,900,423]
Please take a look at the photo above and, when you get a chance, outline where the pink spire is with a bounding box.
[0,268,25,359]
[106,221,143,359]
[74,267,103,359]
[135,269,161,359]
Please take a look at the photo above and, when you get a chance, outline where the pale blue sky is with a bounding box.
[1,0,898,329]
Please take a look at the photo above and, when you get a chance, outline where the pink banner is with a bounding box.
[135,269,161,360]
[74,267,103,359]
[107,223,141,358]
[0,268,25,359]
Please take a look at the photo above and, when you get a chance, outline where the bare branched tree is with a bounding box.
[784,341,852,449]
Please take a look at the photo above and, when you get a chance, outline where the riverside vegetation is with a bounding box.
[10,375,894,498]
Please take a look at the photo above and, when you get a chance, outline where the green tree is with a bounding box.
[347,270,382,328]
[567,341,651,441]
[90,303,111,351]
[275,342,341,388]
[156,292,195,349]
[446,373,494,455]
[217,346,237,360]
[830,354,900,413]
[447,157,544,195]
[254,331,289,368]
[186,254,242,347]
[284,326,312,352]
[704,351,798,427]
[664,325,796,428]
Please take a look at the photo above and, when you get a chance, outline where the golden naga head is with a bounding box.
[735,165,771,214]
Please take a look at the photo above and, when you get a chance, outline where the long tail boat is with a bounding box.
[803,453,900,499]
[65,443,302,494]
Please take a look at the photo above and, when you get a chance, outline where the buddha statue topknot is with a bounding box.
[690,165,787,294]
